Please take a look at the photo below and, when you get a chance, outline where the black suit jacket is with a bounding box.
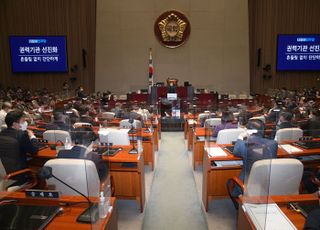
[301,118,320,137]
[0,128,38,169]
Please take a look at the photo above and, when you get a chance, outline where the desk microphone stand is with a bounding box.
[128,120,138,154]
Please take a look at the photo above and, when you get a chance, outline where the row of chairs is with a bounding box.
[198,115,303,144]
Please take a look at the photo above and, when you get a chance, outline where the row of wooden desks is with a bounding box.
[202,142,320,212]
[0,192,118,230]
[29,145,146,212]
[28,124,157,171]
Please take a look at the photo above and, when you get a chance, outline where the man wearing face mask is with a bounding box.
[0,110,39,171]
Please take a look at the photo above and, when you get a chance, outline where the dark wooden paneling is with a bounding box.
[249,0,320,94]
[0,0,96,92]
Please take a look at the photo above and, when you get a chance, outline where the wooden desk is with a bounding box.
[0,192,117,230]
[192,127,214,170]
[237,194,319,230]
[29,146,146,213]
[188,121,200,151]
[202,143,242,211]
[202,142,320,211]
[192,127,206,169]
[184,114,196,140]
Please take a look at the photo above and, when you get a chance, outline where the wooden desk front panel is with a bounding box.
[142,140,154,170]
[207,167,241,198]
[111,170,140,197]
[193,140,204,170]
[187,126,194,150]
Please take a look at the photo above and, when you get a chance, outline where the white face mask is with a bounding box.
[20,121,28,131]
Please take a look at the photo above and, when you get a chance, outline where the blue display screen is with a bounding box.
[277,35,320,71]
[9,36,68,73]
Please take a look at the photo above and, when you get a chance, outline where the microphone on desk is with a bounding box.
[128,118,138,154]
[38,166,90,203]
[38,166,99,223]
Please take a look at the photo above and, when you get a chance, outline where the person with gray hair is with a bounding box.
[0,102,12,129]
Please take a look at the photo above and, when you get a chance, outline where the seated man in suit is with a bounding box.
[111,102,124,118]
[227,119,278,208]
[300,109,320,137]
[57,129,106,181]
[265,100,283,123]
[45,111,73,131]
[271,111,295,138]
[0,110,39,185]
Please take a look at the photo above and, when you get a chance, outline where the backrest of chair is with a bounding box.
[44,159,100,197]
[204,118,221,128]
[0,136,22,174]
[120,119,142,129]
[102,112,115,120]
[74,122,92,128]
[250,116,266,123]
[198,113,209,120]
[43,130,71,144]
[239,94,248,99]
[229,94,237,99]
[216,128,245,144]
[274,128,303,143]
[101,128,130,146]
[246,158,303,197]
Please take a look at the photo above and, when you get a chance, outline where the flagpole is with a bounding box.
[148,48,154,93]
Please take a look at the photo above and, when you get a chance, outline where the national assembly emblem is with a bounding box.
[154,10,191,48]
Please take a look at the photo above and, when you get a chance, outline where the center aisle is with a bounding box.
[142,132,208,230]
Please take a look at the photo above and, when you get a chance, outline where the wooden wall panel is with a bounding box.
[249,0,320,94]
[0,0,96,92]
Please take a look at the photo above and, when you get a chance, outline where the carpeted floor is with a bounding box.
[142,132,208,230]
[116,132,236,230]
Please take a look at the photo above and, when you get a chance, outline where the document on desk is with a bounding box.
[214,160,243,167]
[280,144,303,154]
[243,203,297,230]
[205,147,227,157]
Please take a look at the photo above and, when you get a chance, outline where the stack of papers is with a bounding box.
[214,160,243,167]
[280,144,303,154]
[205,147,227,157]
[243,203,297,230]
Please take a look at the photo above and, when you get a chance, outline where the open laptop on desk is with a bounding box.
[293,141,320,149]
[0,204,60,230]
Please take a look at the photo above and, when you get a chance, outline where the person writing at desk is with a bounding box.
[0,110,39,186]
[227,119,278,209]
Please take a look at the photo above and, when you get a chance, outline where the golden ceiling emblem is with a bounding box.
[154,10,191,49]
[158,13,187,42]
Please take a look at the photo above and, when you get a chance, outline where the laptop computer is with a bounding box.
[0,204,60,230]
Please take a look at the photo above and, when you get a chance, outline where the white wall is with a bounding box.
[96,0,250,94]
